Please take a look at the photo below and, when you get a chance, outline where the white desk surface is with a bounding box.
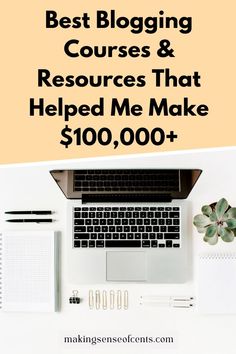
[0,148,236,354]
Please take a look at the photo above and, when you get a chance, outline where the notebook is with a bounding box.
[0,231,58,312]
[197,253,236,314]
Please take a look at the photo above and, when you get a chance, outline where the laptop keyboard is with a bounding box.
[73,206,181,249]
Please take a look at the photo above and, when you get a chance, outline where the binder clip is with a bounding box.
[69,290,80,304]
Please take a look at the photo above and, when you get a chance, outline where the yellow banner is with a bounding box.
[1,0,235,163]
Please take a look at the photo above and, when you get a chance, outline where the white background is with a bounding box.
[0,148,236,354]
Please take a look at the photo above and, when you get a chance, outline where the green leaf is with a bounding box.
[226,219,236,229]
[219,227,234,242]
[216,198,228,220]
[197,226,206,234]
[228,208,236,219]
[207,234,219,245]
[201,205,212,216]
[193,214,211,228]
[209,212,217,222]
[205,225,217,238]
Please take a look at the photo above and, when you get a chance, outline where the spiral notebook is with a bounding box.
[198,253,236,314]
[0,231,58,312]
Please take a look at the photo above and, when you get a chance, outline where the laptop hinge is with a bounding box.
[82,193,172,204]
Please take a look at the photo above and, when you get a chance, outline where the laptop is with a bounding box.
[50,169,201,283]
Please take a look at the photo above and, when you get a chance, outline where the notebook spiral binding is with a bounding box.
[199,253,236,260]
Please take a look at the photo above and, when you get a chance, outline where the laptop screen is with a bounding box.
[50,169,202,201]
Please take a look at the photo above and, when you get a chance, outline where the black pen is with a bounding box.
[6,219,54,223]
[5,211,53,215]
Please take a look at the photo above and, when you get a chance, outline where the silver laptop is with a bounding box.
[51,169,201,283]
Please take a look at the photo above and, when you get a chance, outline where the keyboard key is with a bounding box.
[74,241,80,247]
[120,233,126,239]
[105,240,141,247]
[169,212,180,218]
[113,233,119,239]
[159,243,165,248]
[74,219,84,225]
[135,233,141,239]
[96,241,104,247]
[164,233,180,239]
[74,226,86,232]
[151,240,158,247]
[81,241,88,247]
[105,233,112,239]
[127,233,134,239]
[161,226,167,232]
[98,233,105,239]
[74,233,90,240]
[168,226,180,232]
[91,233,97,239]
[166,240,173,247]
[173,219,180,225]
[142,240,150,247]
[156,233,163,239]
[173,244,180,248]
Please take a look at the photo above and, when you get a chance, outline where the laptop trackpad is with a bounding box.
[106,251,147,282]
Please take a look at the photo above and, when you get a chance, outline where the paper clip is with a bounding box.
[117,290,122,310]
[102,290,107,310]
[89,290,94,309]
[124,290,128,310]
[95,290,100,310]
[110,290,115,309]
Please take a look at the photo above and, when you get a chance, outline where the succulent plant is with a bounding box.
[193,198,236,245]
